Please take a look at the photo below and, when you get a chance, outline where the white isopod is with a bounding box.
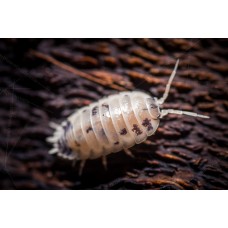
[47,59,209,175]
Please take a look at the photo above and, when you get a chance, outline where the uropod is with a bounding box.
[47,59,209,175]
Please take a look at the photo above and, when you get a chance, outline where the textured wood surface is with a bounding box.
[0,38,227,189]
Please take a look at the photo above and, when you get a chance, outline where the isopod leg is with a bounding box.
[124,148,134,158]
[143,140,152,145]
[102,156,107,170]
[160,109,210,119]
[79,160,86,176]
[72,159,77,167]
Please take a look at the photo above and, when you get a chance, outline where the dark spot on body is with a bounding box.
[66,147,73,156]
[143,108,148,111]
[61,140,66,150]
[63,120,71,132]
[100,128,106,136]
[74,139,80,147]
[120,128,127,135]
[63,121,73,138]
[57,136,78,157]
[114,141,119,145]
[132,124,143,135]
[59,141,73,155]
[142,118,153,131]
[92,106,98,115]
[86,126,93,133]
[58,137,66,150]
[150,103,157,109]
[102,104,109,109]
[83,109,87,113]
[150,99,158,109]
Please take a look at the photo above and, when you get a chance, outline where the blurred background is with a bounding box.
[0,38,227,189]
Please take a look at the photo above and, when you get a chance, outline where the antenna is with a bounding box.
[160,109,210,119]
[158,59,179,105]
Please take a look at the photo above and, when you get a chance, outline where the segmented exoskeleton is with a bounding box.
[47,60,209,174]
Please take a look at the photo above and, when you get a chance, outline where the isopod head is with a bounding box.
[146,97,160,119]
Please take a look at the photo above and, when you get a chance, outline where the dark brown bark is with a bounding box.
[0,38,227,189]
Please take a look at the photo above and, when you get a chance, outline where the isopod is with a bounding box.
[47,59,209,175]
